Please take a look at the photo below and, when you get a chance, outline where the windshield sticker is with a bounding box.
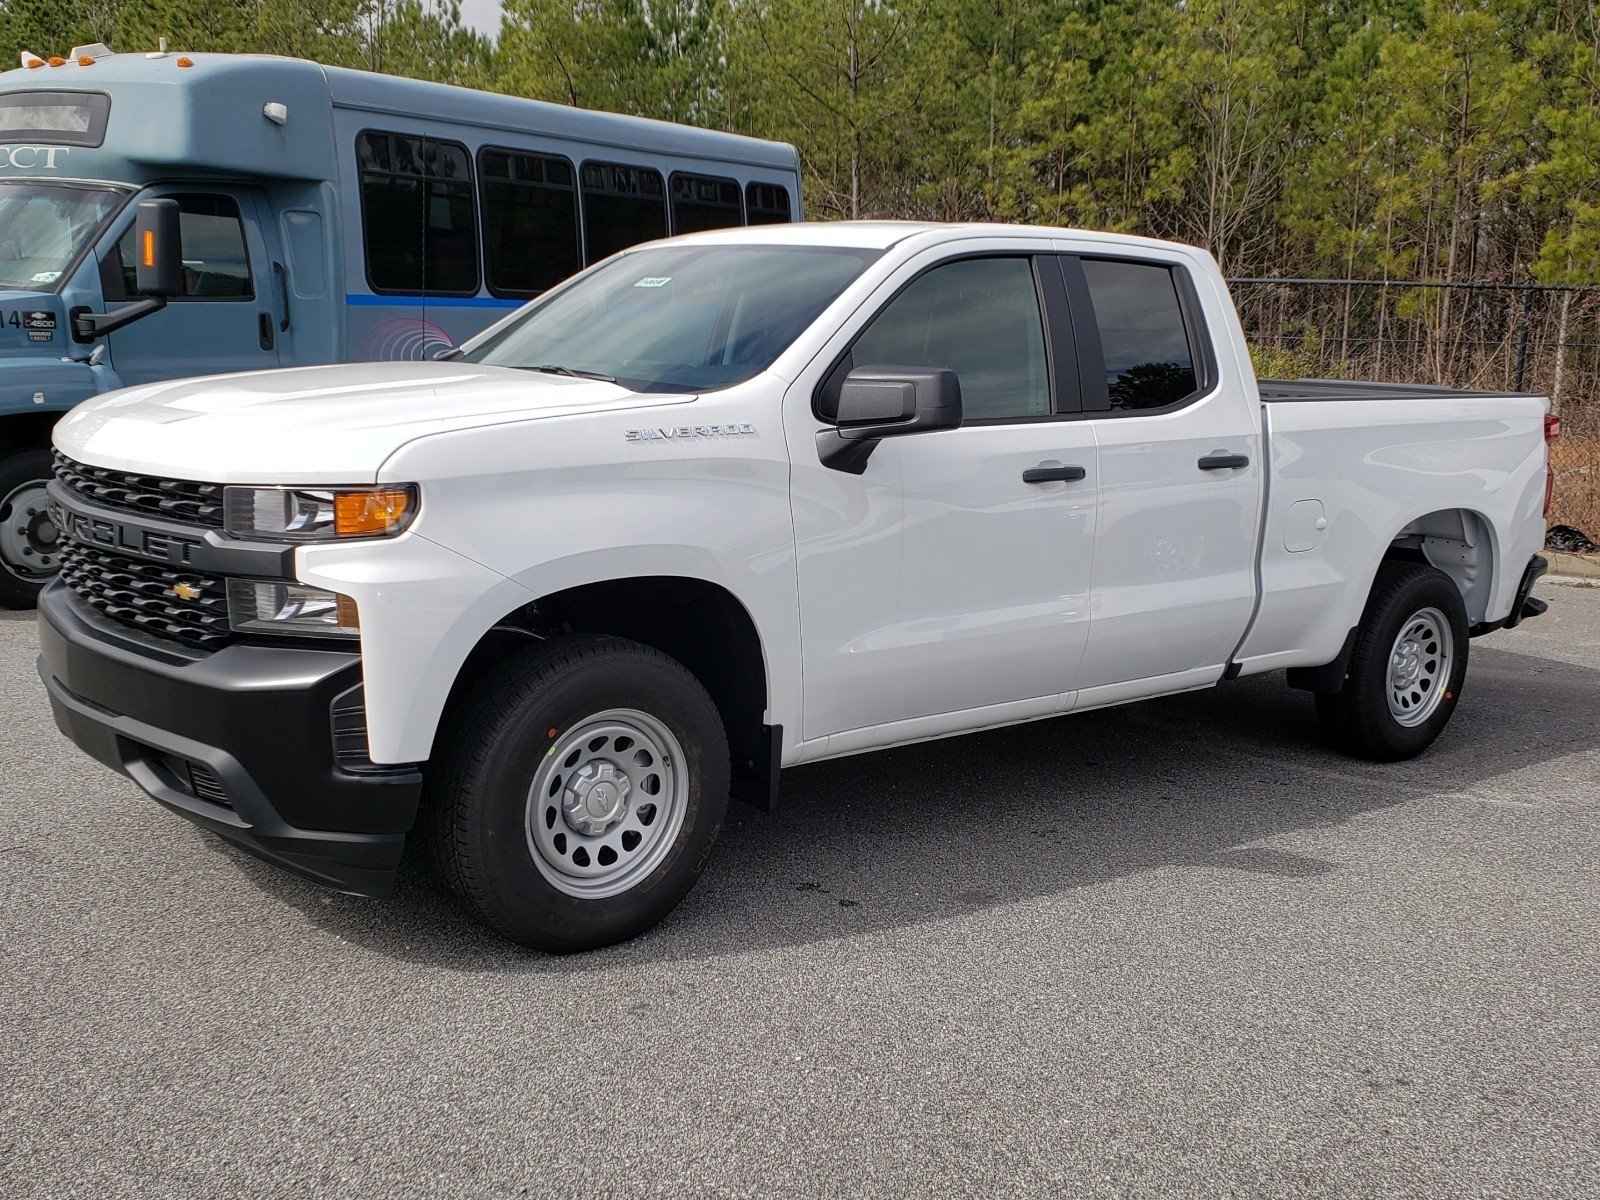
[30,271,59,284]
[633,277,672,288]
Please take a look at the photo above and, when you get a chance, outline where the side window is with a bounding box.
[848,257,1050,422]
[746,182,791,226]
[1079,258,1199,411]
[580,163,667,263]
[670,173,742,234]
[480,147,580,298]
[356,131,479,295]
[105,194,253,301]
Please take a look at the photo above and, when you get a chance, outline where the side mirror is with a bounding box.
[133,199,183,297]
[70,200,183,343]
[818,365,962,473]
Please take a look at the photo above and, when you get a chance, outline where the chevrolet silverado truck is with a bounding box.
[36,222,1554,951]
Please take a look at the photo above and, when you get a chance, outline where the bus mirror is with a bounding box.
[133,199,183,297]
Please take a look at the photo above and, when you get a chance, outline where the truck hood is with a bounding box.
[53,361,694,483]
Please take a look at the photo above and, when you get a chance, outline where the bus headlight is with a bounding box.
[223,485,418,541]
[227,580,360,639]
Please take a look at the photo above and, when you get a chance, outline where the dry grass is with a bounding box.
[1550,426,1599,540]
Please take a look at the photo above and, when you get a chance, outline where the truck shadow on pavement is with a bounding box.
[218,644,1600,970]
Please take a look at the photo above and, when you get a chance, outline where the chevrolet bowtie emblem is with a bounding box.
[167,581,202,602]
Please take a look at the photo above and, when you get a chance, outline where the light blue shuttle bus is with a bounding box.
[0,46,801,606]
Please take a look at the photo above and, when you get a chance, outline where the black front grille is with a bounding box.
[56,540,233,649]
[53,452,225,528]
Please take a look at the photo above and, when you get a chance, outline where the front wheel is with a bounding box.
[424,636,729,952]
[0,447,59,611]
[1315,560,1470,762]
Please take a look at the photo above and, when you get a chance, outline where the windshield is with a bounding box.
[462,244,880,392]
[0,182,124,292]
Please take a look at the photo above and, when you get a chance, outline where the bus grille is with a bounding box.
[57,540,233,649]
[53,452,225,528]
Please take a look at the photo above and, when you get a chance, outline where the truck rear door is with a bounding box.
[1057,250,1263,695]
[94,187,284,386]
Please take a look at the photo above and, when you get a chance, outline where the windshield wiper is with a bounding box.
[529,363,616,383]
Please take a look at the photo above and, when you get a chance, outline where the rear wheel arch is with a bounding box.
[1288,507,1495,693]
[1378,507,1497,625]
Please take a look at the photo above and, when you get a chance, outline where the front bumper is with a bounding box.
[36,582,422,897]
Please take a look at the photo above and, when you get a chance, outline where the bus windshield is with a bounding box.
[462,244,879,393]
[0,182,124,292]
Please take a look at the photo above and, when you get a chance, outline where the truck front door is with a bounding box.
[789,249,1099,743]
[95,189,283,386]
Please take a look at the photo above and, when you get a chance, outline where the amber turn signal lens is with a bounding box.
[334,489,414,537]
[176,56,194,67]
[47,56,65,67]
[141,229,156,268]
[337,593,361,630]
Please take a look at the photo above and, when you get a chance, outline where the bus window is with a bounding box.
[480,147,581,298]
[104,194,253,300]
[357,131,479,294]
[580,163,667,263]
[670,173,742,234]
[746,182,792,226]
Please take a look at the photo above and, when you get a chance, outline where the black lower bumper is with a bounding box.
[36,582,422,897]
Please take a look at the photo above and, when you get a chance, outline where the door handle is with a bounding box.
[272,261,291,332]
[1022,464,1087,484]
[1198,452,1250,471]
[257,311,275,351]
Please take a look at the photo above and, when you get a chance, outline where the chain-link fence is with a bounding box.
[1227,277,1600,542]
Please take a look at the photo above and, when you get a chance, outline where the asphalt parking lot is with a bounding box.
[3,583,1598,1199]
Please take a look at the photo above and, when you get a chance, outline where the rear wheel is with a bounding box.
[424,636,729,952]
[1315,560,1470,761]
[0,447,58,611]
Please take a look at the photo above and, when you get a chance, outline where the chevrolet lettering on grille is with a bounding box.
[49,502,202,566]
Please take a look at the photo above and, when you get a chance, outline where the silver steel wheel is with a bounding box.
[525,709,687,899]
[1386,606,1453,728]
[0,479,59,584]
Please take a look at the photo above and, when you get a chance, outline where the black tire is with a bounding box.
[424,635,729,952]
[0,447,57,611]
[1315,560,1470,762]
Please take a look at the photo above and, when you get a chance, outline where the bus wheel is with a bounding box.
[0,448,59,610]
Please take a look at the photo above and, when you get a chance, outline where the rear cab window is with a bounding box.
[1070,256,1210,413]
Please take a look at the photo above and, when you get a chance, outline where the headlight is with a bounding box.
[227,580,360,639]
[223,485,418,541]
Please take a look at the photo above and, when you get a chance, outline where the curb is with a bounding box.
[1547,550,1600,580]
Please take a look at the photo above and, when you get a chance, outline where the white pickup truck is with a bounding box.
[37,222,1554,951]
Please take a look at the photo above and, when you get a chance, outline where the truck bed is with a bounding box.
[1258,378,1526,403]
